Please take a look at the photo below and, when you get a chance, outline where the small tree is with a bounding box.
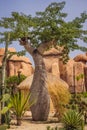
[0,32,26,123]
[6,74,26,94]
[0,33,10,124]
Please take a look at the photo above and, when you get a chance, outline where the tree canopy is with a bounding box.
[0,1,87,59]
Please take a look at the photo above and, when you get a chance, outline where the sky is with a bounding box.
[0,0,87,65]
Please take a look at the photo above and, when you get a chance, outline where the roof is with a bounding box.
[17,74,33,90]
[17,73,68,90]
[9,55,32,64]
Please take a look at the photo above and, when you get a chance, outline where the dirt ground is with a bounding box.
[6,111,62,130]
[7,121,63,130]
[6,111,87,130]
[7,120,87,130]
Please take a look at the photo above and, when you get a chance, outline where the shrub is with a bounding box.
[5,74,26,94]
[6,74,26,86]
[0,125,8,130]
[62,110,84,130]
[1,91,34,126]
[68,93,87,123]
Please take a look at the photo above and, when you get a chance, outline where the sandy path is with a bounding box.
[6,112,87,130]
[7,119,87,130]
[7,120,87,130]
[7,121,63,130]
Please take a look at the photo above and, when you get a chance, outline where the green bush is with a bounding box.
[6,74,26,86]
[62,110,84,130]
[0,125,7,130]
[5,74,26,94]
[1,91,34,126]
[67,93,87,124]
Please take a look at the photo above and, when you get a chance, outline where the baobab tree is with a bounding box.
[0,1,87,121]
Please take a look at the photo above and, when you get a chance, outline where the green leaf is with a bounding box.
[1,94,10,102]
[1,107,9,114]
[62,110,84,130]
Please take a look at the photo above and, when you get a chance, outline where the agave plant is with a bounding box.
[1,91,34,125]
[62,110,84,130]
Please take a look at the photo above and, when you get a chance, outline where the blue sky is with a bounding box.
[0,0,87,65]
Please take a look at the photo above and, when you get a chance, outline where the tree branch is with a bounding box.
[19,37,34,55]
[37,40,57,54]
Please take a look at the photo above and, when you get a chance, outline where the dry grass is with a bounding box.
[48,80,71,119]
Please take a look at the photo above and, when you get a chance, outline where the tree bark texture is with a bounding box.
[19,39,50,121]
[30,50,50,121]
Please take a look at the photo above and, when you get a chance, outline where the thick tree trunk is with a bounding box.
[30,50,50,121]
[19,39,51,121]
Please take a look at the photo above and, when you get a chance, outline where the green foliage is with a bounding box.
[9,91,33,118]
[82,92,87,97]
[6,74,26,86]
[1,94,10,102]
[7,50,26,59]
[62,110,84,130]
[0,125,8,130]
[68,93,87,113]
[66,93,87,125]
[76,73,84,81]
[1,91,34,125]
[5,74,26,95]
[0,2,87,61]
